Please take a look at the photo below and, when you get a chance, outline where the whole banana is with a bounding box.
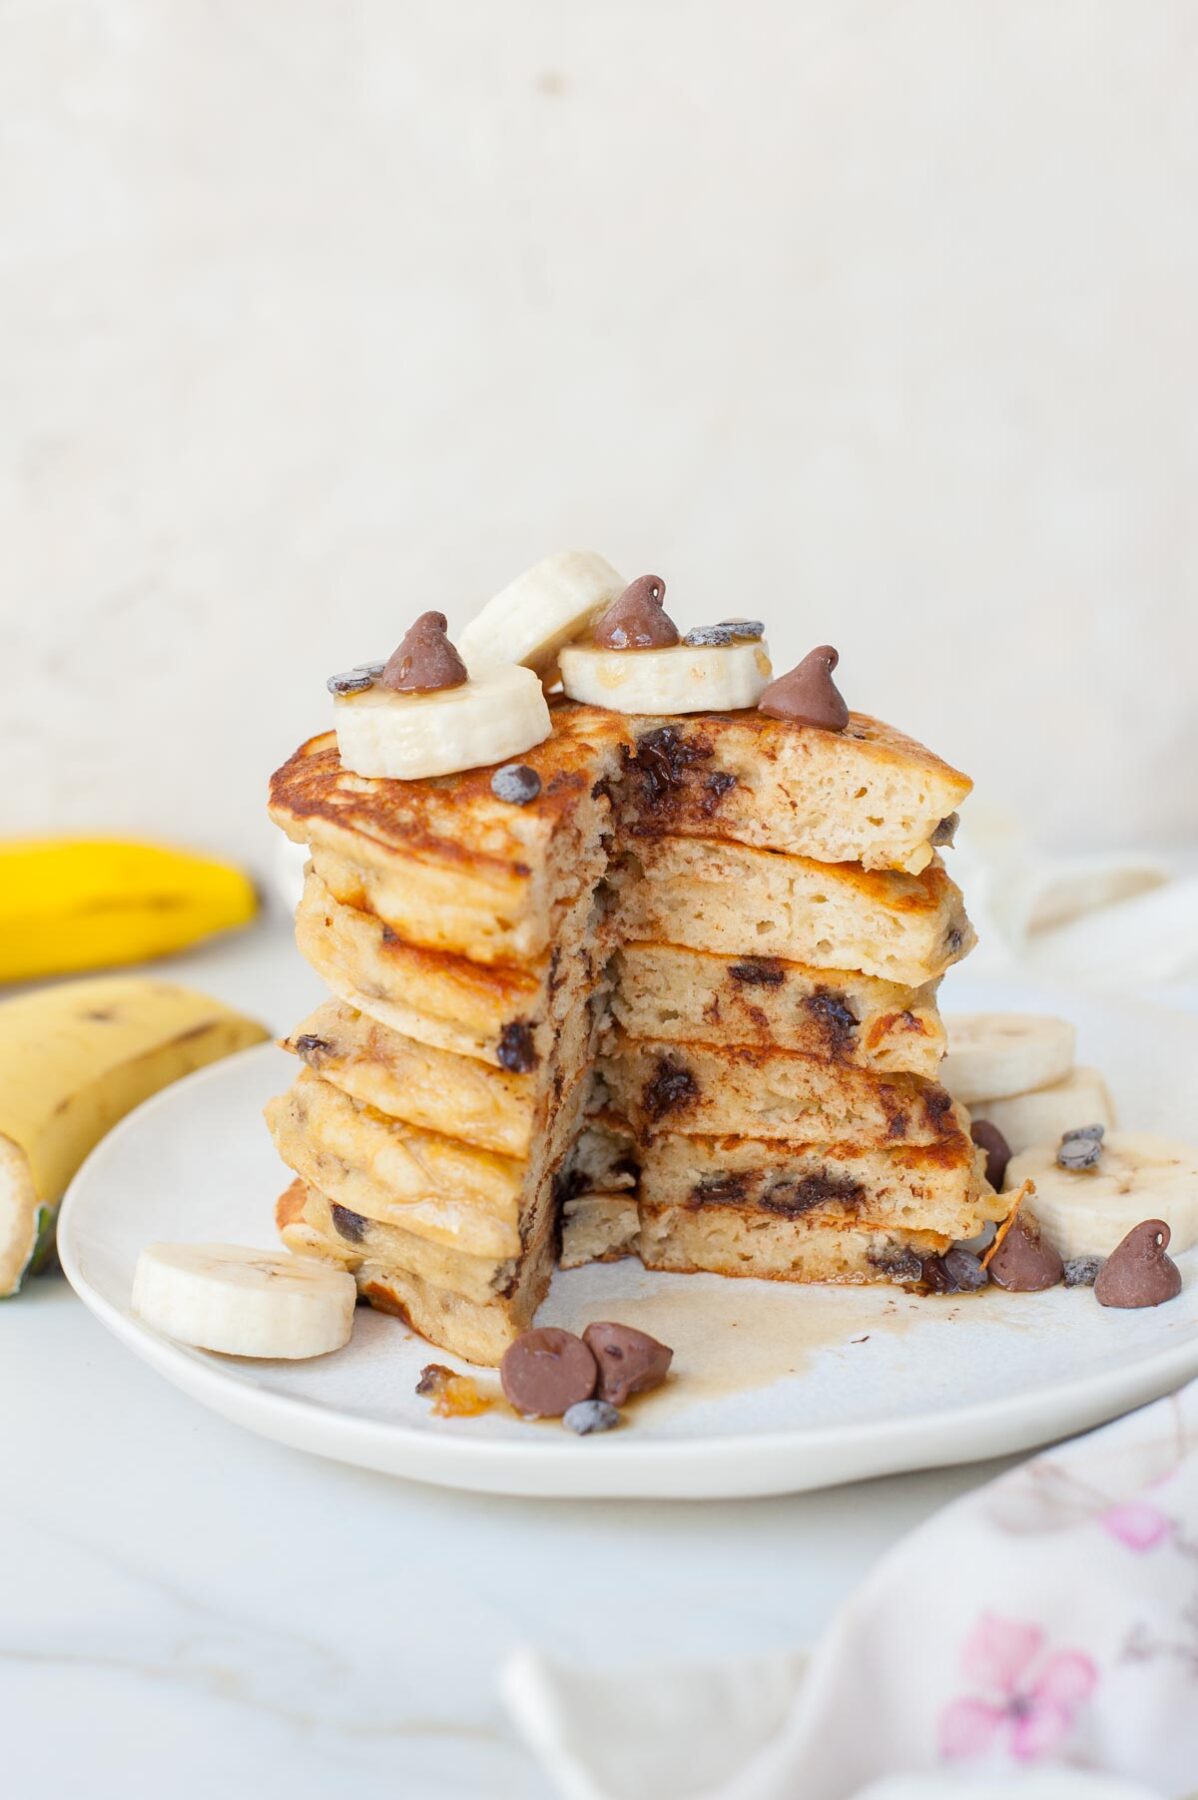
[0,976,268,1296]
[0,839,258,983]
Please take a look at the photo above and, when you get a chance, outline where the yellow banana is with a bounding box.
[0,976,269,1296]
[0,839,258,982]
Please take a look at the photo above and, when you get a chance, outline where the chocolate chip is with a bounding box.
[582,1322,673,1406]
[683,625,736,647]
[988,1214,1064,1292]
[761,1171,865,1217]
[563,1399,620,1435]
[497,1021,538,1073]
[641,1054,699,1122]
[1057,1132,1104,1171]
[804,988,859,1058]
[970,1119,1011,1190]
[931,812,960,847]
[728,958,786,987]
[1094,1220,1182,1309]
[500,1328,598,1417]
[330,1203,367,1244]
[380,611,469,694]
[1064,1254,1104,1288]
[491,763,542,805]
[292,1033,333,1064]
[758,645,849,731]
[592,575,680,650]
[690,1172,751,1207]
[701,770,737,813]
[869,1245,924,1284]
[716,619,764,640]
[327,669,376,696]
[940,1247,990,1292]
[628,725,711,805]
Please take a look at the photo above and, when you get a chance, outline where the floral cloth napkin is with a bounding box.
[502,1384,1198,1799]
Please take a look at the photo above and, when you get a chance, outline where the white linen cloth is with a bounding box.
[502,1384,1198,1799]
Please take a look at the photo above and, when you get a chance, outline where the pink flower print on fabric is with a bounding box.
[939,1614,1099,1762]
[1099,1496,1173,1552]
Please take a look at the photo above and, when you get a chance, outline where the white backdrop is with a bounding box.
[3,0,1196,873]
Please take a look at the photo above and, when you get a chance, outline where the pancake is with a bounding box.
[270,710,626,964]
[282,997,595,1160]
[637,1206,956,1285]
[611,942,945,1077]
[276,1181,554,1364]
[267,681,992,1362]
[637,1129,998,1241]
[616,708,970,873]
[601,1038,969,1149]
[616,837,973,986]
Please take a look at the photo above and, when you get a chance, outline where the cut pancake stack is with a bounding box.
[267,699,1007,1364]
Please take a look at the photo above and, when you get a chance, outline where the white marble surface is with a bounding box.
[0,920,1033,1799]
[4,0,1198,865]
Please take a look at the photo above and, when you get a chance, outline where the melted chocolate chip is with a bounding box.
[761,1171,865,1218]
[728,958,786,987]
[292,1033,333,1064]
[970,1119,1011,1190]
[592,575,679,650]
[701,770,737,814]
[627,725,712,806]
[582,1322,673,1406]
[931,812,960,847]
[803,988,858,1058]
[758,645,849,731]
[1094,1220,1182,1309]
[869,1245,924,1284]
[641,1054,699,1123]
[690,1172,751,1207]
[380,611,469,693]
[497,1021,538,1073]
[988,1214,1064,1292]
[331,1203,368,1244]
[500,1327,598,1417]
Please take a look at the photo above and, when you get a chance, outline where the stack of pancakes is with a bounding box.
[267,700,1007,1364]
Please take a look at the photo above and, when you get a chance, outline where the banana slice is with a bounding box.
[973,1065,1116,1155]
[334,663,551,781]
[1007,1132,1198,1259]
[559,640,772,716]
[940,1013,1076,1104]
[133,1242,356,1358]
[458,551,626,678]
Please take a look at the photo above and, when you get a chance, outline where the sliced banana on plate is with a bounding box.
[559,639,772,715]
[458,550,626,679]
[335,662,551,782]
[973,1065,1116,1155]
[1007,1132,1198,1259]
[133,1242,357,1358]
[940,1013,1076,1105]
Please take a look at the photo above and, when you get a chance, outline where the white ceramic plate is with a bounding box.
[59,976,1198,1500]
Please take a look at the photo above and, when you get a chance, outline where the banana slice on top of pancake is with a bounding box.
[458,550,627,679]
[331,612,551,781]
[558,574,772,715]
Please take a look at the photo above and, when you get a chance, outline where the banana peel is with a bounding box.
[0,839,258,983]
[0,976,269,1295]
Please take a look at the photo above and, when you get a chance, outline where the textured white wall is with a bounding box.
[3,0,1196,873]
